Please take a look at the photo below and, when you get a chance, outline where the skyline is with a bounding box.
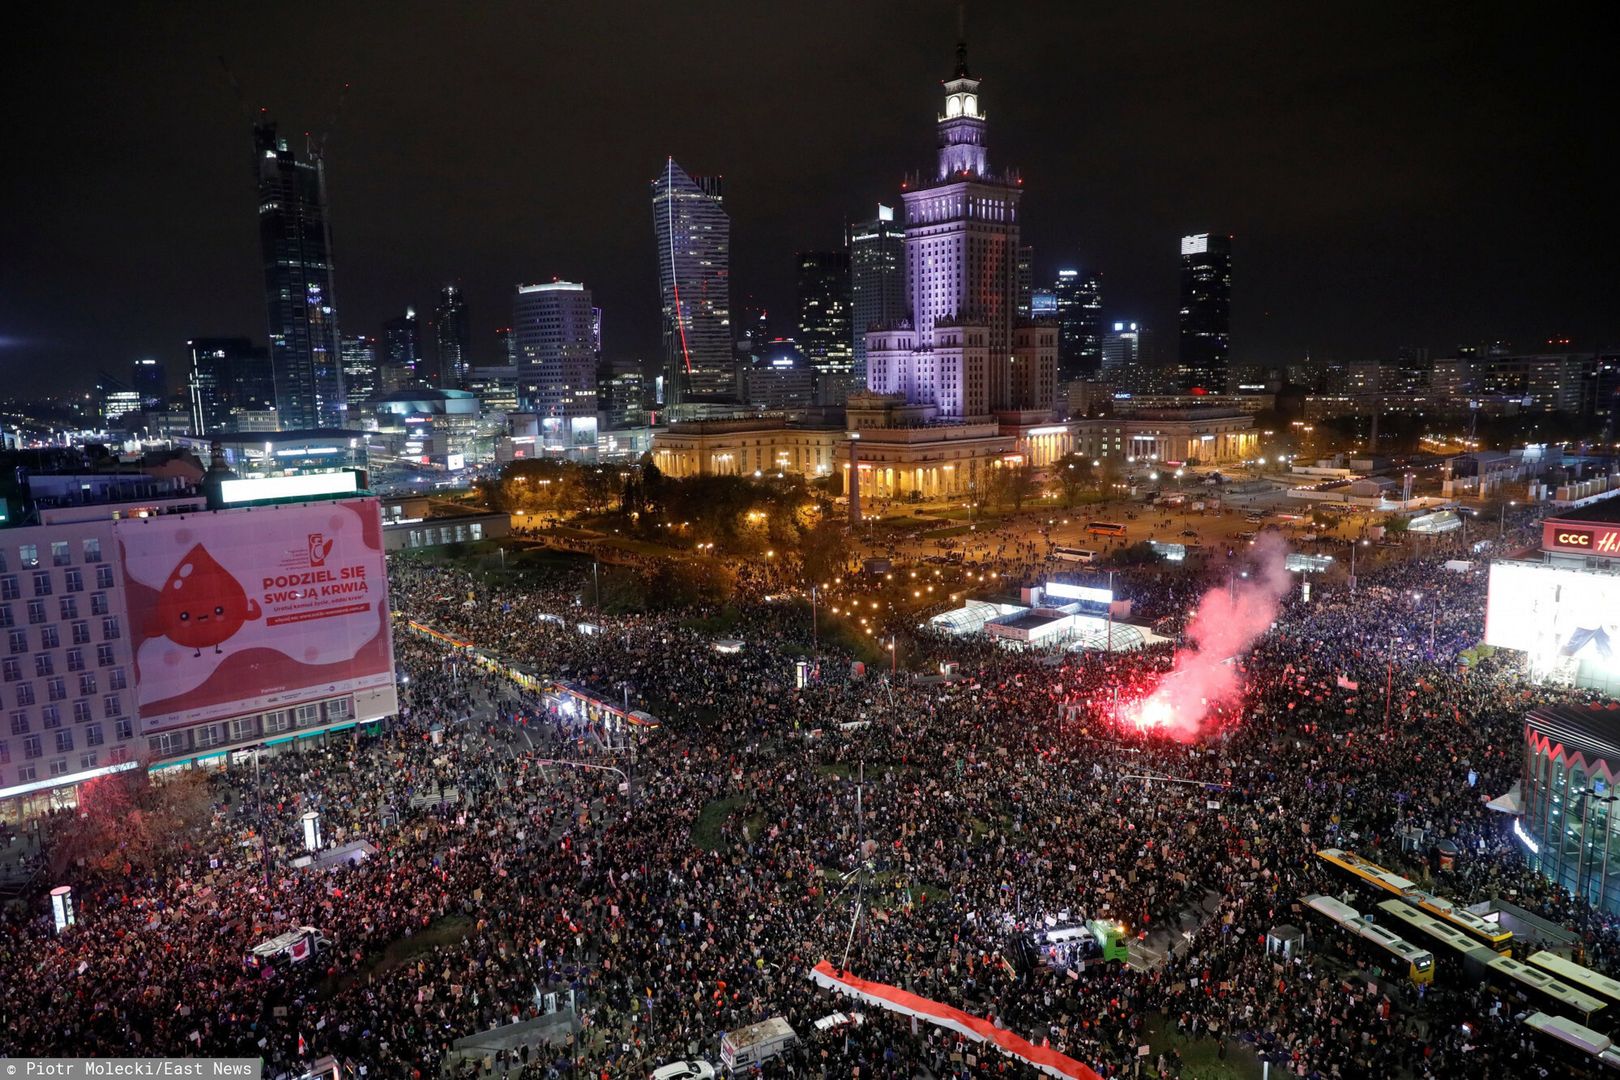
[2,2,1617,398]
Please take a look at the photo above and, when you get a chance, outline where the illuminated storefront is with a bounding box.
[1520,706,1620,915]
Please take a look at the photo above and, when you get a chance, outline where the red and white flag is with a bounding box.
[1336,675,1359,691]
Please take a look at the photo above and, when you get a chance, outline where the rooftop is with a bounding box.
[1552,497,1620,526]
[1526,704,1620,766]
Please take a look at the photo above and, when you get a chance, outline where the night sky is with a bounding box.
[2,1,1614,398]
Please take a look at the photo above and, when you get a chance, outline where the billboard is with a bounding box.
[1485,561,1620,672]
[1543,520,1620,557]
[118,498,395,731]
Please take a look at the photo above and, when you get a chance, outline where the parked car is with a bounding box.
[650,1060,716,1080]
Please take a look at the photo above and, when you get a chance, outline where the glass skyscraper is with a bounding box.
[795,251,853,374]
[186,337,273,435]
[513,281,598,450]
[254,118,344,429]
[434,283,471,389]
[849,205,904,383]
[1053,268,1103,380]
[1178,233,1232,393]
[652,158,732,403]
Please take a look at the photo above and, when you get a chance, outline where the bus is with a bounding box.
[1085,521,1128,537]
[1522,1011,1620,1075]
[1530,951,1620,1013]
[1373,899,1481,975]
[1481,953,1607,1028]
[1302,894,1434,985]
[1053,547,1100,564]
[1314,848,1513,954]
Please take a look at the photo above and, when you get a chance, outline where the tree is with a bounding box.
[1007,463,1039,510]
[1051,454,1091,508]
[49,767,216,883]
[798,516,847,587]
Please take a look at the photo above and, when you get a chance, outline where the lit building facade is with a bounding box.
[1519,706,1620,915]
[255,118,344,428]
[513,282,599,451]
[1101,321,1144,374]
[187,337,274,436]
[1,493,395,819]
[380,308,421,391]
[1177,233,1232,393]
[341,334,378,412]
[849,205,905,382]
[652,419,841,479]
[865,41,1057,417]
[796,251,854,374]
[433,283,472,389]
[1053,268,1103,379]
[652,158,733,402]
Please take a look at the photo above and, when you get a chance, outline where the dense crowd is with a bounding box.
[0,505,1610,1080]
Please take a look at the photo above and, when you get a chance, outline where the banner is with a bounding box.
[120,499,395,731]
[810,961,1102,1080]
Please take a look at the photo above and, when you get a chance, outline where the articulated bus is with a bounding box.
[1530,951,1620,1014]
[1314,848,1513,954]
[1302,894,1434,985]
[1481,952,1608,1028]
[1085,521,1128,537]
[1522,1011,1620,1076]
[1373,899,1481,973]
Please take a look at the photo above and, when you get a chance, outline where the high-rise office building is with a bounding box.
[433,284,471,389]
[598,359,648,429]
[795,251,854,374]
[341,335,378,411]
[1101,321,1145,373]
[651,158,733,402]
[382,308,421,372]
[186,338,272,435]
[849,205,905,382]
[380,308,421,392]
[865,43,1058,416]
[1178,233,1232,392]
[733,298,772,360]
[494,326,516,367]
[254,118,343,429]
[513,282,599,450]
[1030,288,1057,319]
[96,374,141,428]
[1015,244,1034,318]
[132,359,167,409]
[1052,268,1103,379]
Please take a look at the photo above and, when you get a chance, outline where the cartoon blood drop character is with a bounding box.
[151,544,262,656]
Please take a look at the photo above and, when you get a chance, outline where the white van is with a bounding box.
[720,1017,797,1072]
[249,926,331,969]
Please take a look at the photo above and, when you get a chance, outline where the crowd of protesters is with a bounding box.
[0,503,1610,1080]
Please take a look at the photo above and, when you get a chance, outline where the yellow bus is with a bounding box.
[1530,952,1620,1014]
[1314,847,1512,954]
[1302,894,1434,986]
[1373,899,1479,972]
[1483,954,1606,1028]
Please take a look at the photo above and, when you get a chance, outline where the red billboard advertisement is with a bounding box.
[1543,520,1620,556]
[119,498,396,732]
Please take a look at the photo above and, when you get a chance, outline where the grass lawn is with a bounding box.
[321,913,474,998]
[920,525,975,540]
[681,607,745,635]
[691,796,745,852]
